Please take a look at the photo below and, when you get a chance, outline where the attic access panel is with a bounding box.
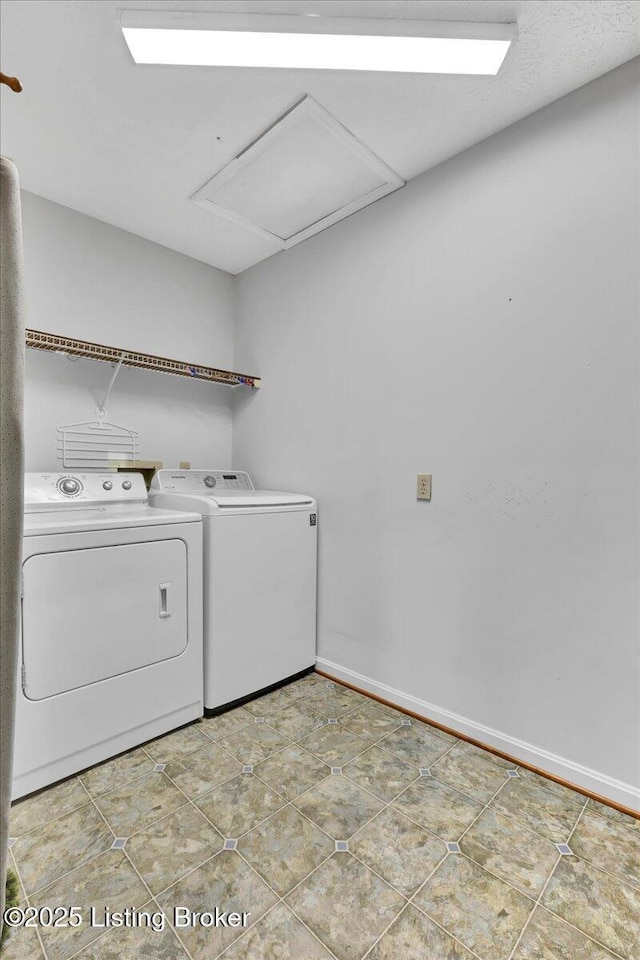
[191,95,404,250]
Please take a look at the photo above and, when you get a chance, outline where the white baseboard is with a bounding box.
[316,656,640,813]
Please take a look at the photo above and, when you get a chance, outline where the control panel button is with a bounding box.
[122,480,132,490]
[59,477,81,496]
[204,475,217,488]
[102,480,113,491]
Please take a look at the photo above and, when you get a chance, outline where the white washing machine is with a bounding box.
[150,469,317,714]
[14,472,203,799]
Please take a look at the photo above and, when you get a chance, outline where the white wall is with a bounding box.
[21,191,235,471]
[233,60,640,807]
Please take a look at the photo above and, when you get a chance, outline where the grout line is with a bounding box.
[507,851,563,960]
[530,903,627,960]
[278,849,335,902]
[212,896,340,960]
[358,900,412,960]
[205,809,344,960]
[24,845,117,903]
[368,889,488,960]
[150,848,226,901]
[507,796,631,960]
[248,758,333,800]
[6,848,50,960]
[456,773,511,844]
[9,783,95,842]
[505,797,590,960]
[40,794,145,960]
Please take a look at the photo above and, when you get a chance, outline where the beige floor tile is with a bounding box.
[489,775,583,842]
[243,687,298,717]
[350,807,447,897]
[0,923,45,959]
[542,856,640,959]
[303,687,364,718]
[513,906,617,959]
[369,905,477,960]
[264,701,327,741]
[286,854,404,960]
[363,700,413,722]
[125,804,224,894]
[74,922,190,959]
[199,707,255,741]
[587,798,640,832]
[431,744,510,803]
[144,724,211,763]
[378,725,453,768]
[164,741,242,799]
[94,771,187,837]
[339,704,404,741]
[392,777,482,842]
[31,851,148,960]
[10,777,89,838]
[216,723,290,764]
[79,748,155,798]
[12,801,113,894]
[239,805,334,895]
[569,808,640,888]
[196,773,286,838]
[254,745,331,801]
[460,809,559,897]
[220,902,333,959]
[343,744,418,801]
[158,851,277,960]
[414,854,534,960]
[294,774,384,840]
[282,674,331,699]
[8,850,26,902]
[515,767,586,807]
[298,724,372,765]
[410,719,459,746]
[461,741,518,770]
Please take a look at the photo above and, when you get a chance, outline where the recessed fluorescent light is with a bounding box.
[120,13,515,76]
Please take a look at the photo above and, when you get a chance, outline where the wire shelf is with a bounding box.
[26,329,261,388]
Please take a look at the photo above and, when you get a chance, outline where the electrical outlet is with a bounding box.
[417,474,432,501]
[179,461,191,470]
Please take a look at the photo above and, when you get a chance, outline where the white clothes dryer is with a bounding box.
[150,469,317,714]
[14,472,203,799]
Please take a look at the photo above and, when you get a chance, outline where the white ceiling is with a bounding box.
[1,0,638,274]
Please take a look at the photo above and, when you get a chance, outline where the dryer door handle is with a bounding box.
[158,582,172,619]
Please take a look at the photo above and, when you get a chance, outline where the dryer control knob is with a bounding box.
[122,480,132,490]
[204,475,216,488]
[102,480,113,490]
[59,477,81,496]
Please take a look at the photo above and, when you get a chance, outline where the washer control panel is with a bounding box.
[24,472,148,507]
[151,469,254,494]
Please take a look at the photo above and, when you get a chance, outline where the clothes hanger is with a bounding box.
[0,71,22,92]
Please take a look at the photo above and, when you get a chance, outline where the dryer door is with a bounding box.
[22,539,188,700]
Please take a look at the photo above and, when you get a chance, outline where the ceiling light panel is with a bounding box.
[121,12,515,76]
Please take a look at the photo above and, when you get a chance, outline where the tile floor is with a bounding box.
[4,672,640,960]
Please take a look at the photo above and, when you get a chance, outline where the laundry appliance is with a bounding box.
[149,469,317,713]
[13,472,203,799]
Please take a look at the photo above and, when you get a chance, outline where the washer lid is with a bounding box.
[210,491,313,508]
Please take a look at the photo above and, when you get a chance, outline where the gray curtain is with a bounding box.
[0,156,25,930]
